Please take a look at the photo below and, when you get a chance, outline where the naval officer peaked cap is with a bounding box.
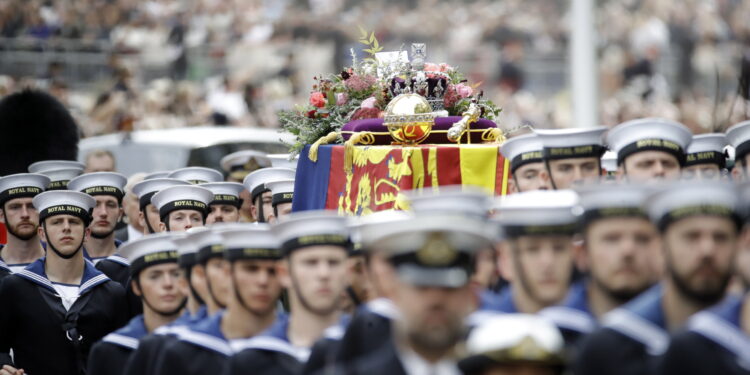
[67,172,128,201]
[150,185,213,220]
[534,126,607,160]
[119,232,179,276]
[33,190,96,224]
[220,150,271,179]
[499,133,544,173]
[0,173,50,206]
[684,133,728,168]
[243,167,296,202]
[167,167,224,184]
[606,118,693,166]
[132,178,190,210]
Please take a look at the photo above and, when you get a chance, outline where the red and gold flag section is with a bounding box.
[292,144,509,215]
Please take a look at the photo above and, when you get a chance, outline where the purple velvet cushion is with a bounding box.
[341,116,497,144]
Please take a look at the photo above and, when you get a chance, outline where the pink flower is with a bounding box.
[360,97,377,109]
[344,74,377,92]
[455,83,473,98]
[443,85,460,108]
[309,92,326,108]
[351,107,383,120]
[424,63,440,72]
[438,63,452,72]
[336,92,348,106]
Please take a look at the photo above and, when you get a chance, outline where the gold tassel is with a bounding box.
[344,132,374,174]
[308,131,340,162]
[481,128,506,144]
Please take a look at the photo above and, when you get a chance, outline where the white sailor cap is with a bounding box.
[28,160,85,173]
[353,210,414,254]
[458,314,565,373]
[171,231,197,268]
[363,213,495,288]
[119,232,179,276]
[220,150,271,179]
[0,173,50,205]
[606,118,693,165]
[576,183,651,226]
[243,167,296,202]
[534,126,607,160]
[183,226,226,264]
[266,179,295,207]
[726,120,750,163]
[201,182,244,207]
[168,167,223,184]
[272,210,351,256]
[216,223,281,261]
[151,185,213,221]
[67,172,128,201]
[645,181,742,231]
[601,151,618,173]
[500,134,544,173]
[144,171,171,180]
[33,190,95,225]
[268,154,299,170]
[29,160,85,190]
[132,178,190,210]
[403,185,492,219]
[493,190,581,238]
[685,133,728,168]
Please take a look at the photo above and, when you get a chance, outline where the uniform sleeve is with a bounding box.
[124,335,166,375]
[109,283,131,332]
[658,331,716,375]
[151,341,190,375]
[0,278,16,367]
[87,341,116,375]
[575,329,647,375]
[302,338,338,375]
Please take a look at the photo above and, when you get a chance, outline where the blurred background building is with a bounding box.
[0,0,748,137]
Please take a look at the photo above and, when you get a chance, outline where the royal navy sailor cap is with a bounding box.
[351,210,413,254]
[201,182,244,207]
[28,160,85,174]
[606,118,693,166]
[576,183,651,226]
[493,190,581,237]
[726,120,750,163]
[67,172,127,201]
[182,226,226,264]
[144,171,171,180]
[151,185,213,220]
[132,178,190,210]
[168,167,223,184]
[33,190,95,224]
[119,232,179,276]
[0,173,50,205]
[403,185,492,219]
[499,134,544,173]
[645,181,742,231]
[268,154,299,170]
[243,167,296,201]
[172,231,198,268]
[216,223,281,261]
[271,210,351,256]
[266,179,295,207]
[600,151,618,174]
[534,127,607,160]
[685,134,728,168]
[29,160,85,190]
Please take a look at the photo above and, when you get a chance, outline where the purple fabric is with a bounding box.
[341,116,497,144]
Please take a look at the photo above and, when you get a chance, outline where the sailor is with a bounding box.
[605,118,693,182]
[266,179,295,223]
[0,173,50,278]
[334,211,495,374]
[184,227,231,315]
[201,182,244,224]
[483,190,580,314]
[87,233,185,375]
[28,160,85,191]
[534,127,607,189]
[150,185,213,232]
[539,183,660,351]
[575,181,742,375]
[167,167,224,185]
[681,133,728,181]
[220,150,271,222]
[499,133,551,193]
[114,173,147,243]
[227,211,352,375]
[151,224,283,375]
[727,120,750,181]
[458,314,566,375]
[242,167,296,223]
[0,190,128,375]
[132,178,189,234]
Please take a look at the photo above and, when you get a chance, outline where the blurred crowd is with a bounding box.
[0,0,749,136]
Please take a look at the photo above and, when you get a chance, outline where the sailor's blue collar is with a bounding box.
[687,294,750,369]
[0,257,9,273]
[175,310,232,356]
[539,280,597,334]
[603,284,668,355]
[115,239,123,248]
[172,305,208,327]
[15,257,110,295]
[262,312,291,342]
[102,315,148,350]
[191,310,227,341]
[479,286,517,313]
